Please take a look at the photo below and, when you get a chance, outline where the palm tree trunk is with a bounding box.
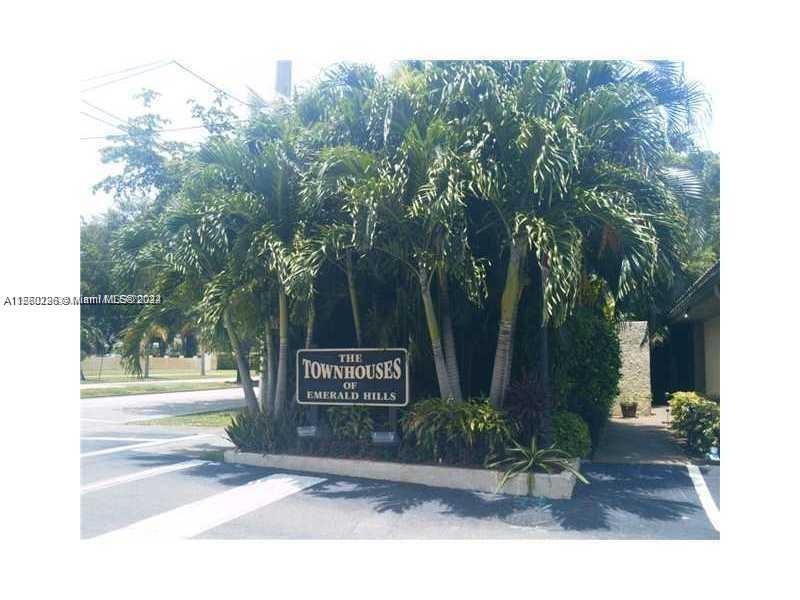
[304,299,318,425]
[437,268,463,402]
[345,251,363,346]
[500,278,524,401]
[223,310,259,413]
[538,262,553,446]
[489,243,527,407]
[419,271,453,401]
[305,299,316,349]
[274,288,289,417]
[260,320,275,414]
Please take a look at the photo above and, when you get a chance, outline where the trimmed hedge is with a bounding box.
[552,304,621,447]
[553,411,592,458]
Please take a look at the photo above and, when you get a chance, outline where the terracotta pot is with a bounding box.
[620,403,638,418]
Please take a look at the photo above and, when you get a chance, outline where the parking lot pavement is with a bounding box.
[80,386,246,424]
[699,465,720,508]
[81,432,720,540]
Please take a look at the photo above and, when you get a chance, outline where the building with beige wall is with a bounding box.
[651,261,720,402]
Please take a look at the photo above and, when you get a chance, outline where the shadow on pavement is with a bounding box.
[549,463,699,531]
[86,446,709,536]
[302,463,702,533]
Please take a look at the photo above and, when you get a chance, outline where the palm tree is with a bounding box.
[296,63,387,347]
[316,117,481,401]
[426,61,700,424]
[112,169,264,412]
[197,108,313,417]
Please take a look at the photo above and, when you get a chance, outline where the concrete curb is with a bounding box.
[223,450,579,499]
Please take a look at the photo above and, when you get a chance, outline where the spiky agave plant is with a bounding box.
[487,436,589,493]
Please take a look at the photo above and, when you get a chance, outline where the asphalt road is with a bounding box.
[81,386,247,426]
[80,389,720,540]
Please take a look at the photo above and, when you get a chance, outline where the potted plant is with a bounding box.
[620,400,638,418]
[487,436,589,495]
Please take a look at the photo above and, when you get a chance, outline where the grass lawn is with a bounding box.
[81,369,240,384]
[80,381,240,399]
[135,409,241,428]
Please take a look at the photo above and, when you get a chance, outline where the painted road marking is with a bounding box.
[94,473,325,540]
[81,460,208,494]
[80,434,215,458]
[81,436,167,443]
[686,463,720,532]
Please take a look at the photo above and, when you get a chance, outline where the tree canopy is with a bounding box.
[83,60,715,436]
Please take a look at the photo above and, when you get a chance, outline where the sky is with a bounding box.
[80,57,719,218]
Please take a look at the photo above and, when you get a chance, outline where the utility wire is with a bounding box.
[81,59,171,83]
[81,100,127,124]
[80,120,247,141]
[172,60,258,109]
[80,112,180,152]
[80,61,174,93]
[81,111,126,131]
[80,59,258,140]
[81,58,261,110]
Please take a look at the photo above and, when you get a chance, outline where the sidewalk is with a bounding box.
[592,406,686,464]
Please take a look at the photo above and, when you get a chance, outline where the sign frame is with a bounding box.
[296,347,410,407]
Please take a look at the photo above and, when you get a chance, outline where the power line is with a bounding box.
[80,59,259,140]
[81,111,126,131]
[80,112,183,152]
[80,120,247,141]
[81,59,260,111]
[172,61,258,109]
[81,59,171,83]
[80,61,174,93]
[81,100,127,124]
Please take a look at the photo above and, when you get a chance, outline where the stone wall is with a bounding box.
[614,321,652,416]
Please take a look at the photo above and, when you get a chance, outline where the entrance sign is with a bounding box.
[296,348,409,407]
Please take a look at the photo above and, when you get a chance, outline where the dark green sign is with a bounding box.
[296,348,409,407]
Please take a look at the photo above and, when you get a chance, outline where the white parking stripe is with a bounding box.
[81,460,208,494]
[94,473,325,540]
[80,434,215,458]
[686,463,720,532]
[81,436,166,443]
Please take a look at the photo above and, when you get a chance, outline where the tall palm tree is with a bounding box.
[296,63,387,347]
[426,61,699,421]
[197,110,313,417]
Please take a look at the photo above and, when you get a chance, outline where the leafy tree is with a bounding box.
[88,60,710,449]
[423,62,700,424]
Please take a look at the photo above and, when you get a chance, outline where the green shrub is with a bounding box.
[225,409,272,452]
[402,398,515,465]
[216,352,236,371]
[668,391,720,454]
[216,351,259,372]
[487,436,589,493]
[225,409,294,453]
[552,303,621,447]
[552,411,591,458]
[326,406,374,441]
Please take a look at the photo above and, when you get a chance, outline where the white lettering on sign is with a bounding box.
[302,358,402,381]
